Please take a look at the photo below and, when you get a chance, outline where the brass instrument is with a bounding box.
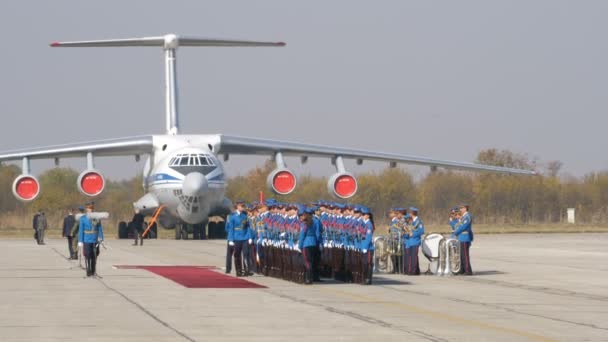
[421,233,461,275]
[438,237,461,275]
[387,227,403,256]
[373,235,390,273]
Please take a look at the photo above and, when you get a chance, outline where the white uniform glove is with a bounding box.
[228,241,234,246]
[78,242,83,247]
[248,238,253,245]
[295,246,301,253]
[363,249,368,254]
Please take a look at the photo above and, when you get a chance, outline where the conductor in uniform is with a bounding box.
[78,202,104,277]
[226,200,251,276]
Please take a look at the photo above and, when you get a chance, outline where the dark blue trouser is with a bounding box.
[83,243,98,276]
[241,241,252,273]
[67,236,75,257]
[234,240,248,274]
[362,250,373,284]
[403,247,410,274]
[303,246,316,283]
[226,241,234,273]
[459,242,472,274]
[407,246,420,275]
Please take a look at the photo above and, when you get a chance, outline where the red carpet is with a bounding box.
[114,265,266,289]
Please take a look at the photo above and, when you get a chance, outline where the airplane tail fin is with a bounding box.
[50,34,285,135]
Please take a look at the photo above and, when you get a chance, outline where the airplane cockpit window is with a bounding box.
[169,153,217,175]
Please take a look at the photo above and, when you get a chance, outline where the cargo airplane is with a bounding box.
[0,34,535,236]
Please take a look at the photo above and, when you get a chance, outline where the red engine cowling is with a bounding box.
[77,169,105,197]
[12,174,40,201]
[327,172,358,199]
[267,168,297,195]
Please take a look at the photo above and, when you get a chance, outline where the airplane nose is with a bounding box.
[182,172,208,197]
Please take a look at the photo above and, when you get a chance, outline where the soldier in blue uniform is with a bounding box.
[360,207,375,285]
[78,202,104,277]
[310,205,323,282]
[253,201,270,275]
[452,204,473,275]
[226,201,251,276]
[406,207,424,275]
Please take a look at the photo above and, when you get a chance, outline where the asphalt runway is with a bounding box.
[0,234,606,342]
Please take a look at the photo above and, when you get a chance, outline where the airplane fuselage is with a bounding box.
[136,135,228,227]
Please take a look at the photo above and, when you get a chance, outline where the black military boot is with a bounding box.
[85,259,92,277]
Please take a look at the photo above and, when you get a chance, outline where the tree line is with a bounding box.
[0,149,606,229]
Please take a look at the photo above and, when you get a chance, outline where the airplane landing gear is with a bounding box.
[175,224,188,240]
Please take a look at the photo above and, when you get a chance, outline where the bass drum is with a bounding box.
[422,233,443,275]
[373,235,390,273]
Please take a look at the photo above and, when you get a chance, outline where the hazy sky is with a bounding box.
[1,1,606,180]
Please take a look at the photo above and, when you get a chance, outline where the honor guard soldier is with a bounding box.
[298,207,318,284]
[311,205,323,281]
[253,202,270,275]
[245,204,257,273]
[226,201,251,276]
[406,207,424,275]
[78,202,104,277]
[452,204,473,275]
[360,207,374,285]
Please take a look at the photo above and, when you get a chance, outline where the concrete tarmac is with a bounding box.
[0,234,606,342]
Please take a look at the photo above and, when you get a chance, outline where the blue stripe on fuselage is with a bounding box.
[147,173,182,183]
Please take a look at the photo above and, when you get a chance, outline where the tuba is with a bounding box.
[421,233,461,275]
[438,237,461,275]
[373,235,390,273]
[387,228,403,257]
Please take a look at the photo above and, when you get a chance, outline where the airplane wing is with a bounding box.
[215,134,536,175]
[0,136,154,161]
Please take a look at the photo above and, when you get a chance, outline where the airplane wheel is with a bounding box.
[181,224,189,240]
[175,226,182,240]
[200,220,208,240]
[192,224,201,240]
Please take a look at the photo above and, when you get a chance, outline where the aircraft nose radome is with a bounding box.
[182,172,208,197]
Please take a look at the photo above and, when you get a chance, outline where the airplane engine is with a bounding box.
[12,174,40,201]
[327,172,358,199]
[77,169,105,197]
[267,168,297,195]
